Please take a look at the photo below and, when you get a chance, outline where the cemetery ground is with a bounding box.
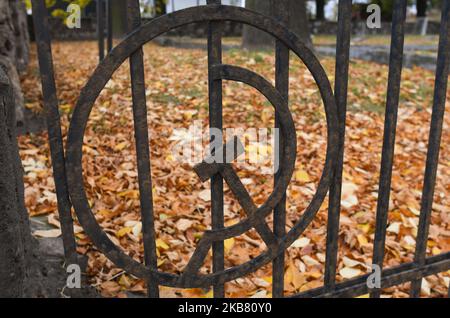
[161,34,442,47]
[20,40,449,298]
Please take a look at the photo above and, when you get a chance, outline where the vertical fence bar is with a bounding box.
[272,0,289,299]
[324,0,352,292]
[31,0,78,265]
[410,1,450,298]
[126,0,159,298]
[370,0,407,299]
[97,0,105,61]
[207,0,225,298]
[106,0,113,53]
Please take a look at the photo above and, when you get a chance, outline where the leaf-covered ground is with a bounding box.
[20,41,449,298]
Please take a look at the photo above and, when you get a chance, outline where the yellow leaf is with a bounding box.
[118,274,132,288]
[183,111,196,120]
[117,189,139,199]
[357,294,370,298]
[114,141,129,151]
[357,223,371,234]
[295,169,311,183]
[98,209,113,216]
[156,238,169,250]
[262,276,272,284]
[224,238,235,254]
[432,247,441,255]
[116,227,132,238]
[357,234,369,246]
[201,290,214,298]
[59,103,72,113]
[157,259,165,267]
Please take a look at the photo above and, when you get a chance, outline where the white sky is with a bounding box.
[166,0,245,12]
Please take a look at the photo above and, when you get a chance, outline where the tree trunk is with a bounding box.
[110,0,129,37]
[288,0,313,50]
[417,0,427,17]
[242,0,313,51]
[242,0,274,49]
[0,67,96,298]
[0,66,25,297]
[0,66,54,297]
[0,0,29,127]
[316,0,325,20]
[0,66,45,297]
[10,0,30,73]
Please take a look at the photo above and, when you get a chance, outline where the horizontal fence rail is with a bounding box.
[31,0,449,298]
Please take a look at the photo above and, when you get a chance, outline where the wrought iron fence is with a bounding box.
[30,0,450,298]
[97,0,113,61]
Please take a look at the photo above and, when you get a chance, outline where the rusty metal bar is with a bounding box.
[206,0,225,298]
[97,0,105,61]
[410,0,450,298]
[370,0,407,299]
[31,0,78,265]
[293,252,450,298]
[272,0,289,299]
[126,0,159,298]
[106,0,113,52]
[324,0,352,292]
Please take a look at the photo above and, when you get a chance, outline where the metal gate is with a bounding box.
[31,0,450,298]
